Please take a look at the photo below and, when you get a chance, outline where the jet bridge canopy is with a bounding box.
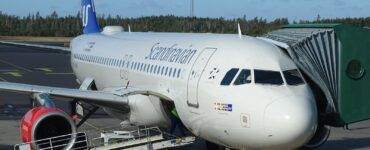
[263,24,370,124]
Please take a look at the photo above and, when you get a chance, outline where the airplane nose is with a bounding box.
[263,96,317,148]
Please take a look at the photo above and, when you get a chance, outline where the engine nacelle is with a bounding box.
[128,95,171,127]
[20,106,76,149]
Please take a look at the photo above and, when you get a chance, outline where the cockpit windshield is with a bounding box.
[255,70,284,85]
[234,69,251,85]
[283,69,305,85]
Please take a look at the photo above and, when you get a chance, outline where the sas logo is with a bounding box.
[82,4,91,27]
[214,102,233,112]
[82,1,95,27]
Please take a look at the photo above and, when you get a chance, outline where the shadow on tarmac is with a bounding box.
[321,137,370,149]
[0,144,12,149]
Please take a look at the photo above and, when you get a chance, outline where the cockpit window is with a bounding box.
[234,69,251,85]
[221,68,239,85]
[255,70,284,85]
[283,69,305,85]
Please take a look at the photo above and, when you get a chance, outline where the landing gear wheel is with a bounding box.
[302,125,330,149]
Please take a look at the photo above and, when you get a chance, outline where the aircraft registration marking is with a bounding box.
[214,102,233,112]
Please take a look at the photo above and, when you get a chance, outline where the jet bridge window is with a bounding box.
[255,70,283,85]
[234,69,251,85]
[283,69,304,85]
[221,68,239,85]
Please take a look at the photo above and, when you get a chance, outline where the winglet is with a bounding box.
[238,23,242,38]
[81,0,100,34]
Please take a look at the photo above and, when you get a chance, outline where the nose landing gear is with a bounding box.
[302,124,330,149]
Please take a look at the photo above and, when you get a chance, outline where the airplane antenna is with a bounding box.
[238,23,242,38]
[128,25,131,33]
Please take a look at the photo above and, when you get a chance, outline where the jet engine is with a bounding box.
[103,94,172,128]
[127,95,171,127]
[20,106,77,150]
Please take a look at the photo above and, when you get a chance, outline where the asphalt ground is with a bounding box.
[0,43,369,149]
[0,44,123,149]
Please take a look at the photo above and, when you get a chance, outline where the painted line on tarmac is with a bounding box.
[0,76,8,82]
[3,72,23,77]
[34,67,53,72]
[0,59,33,72]
[45,72,74,75]
[0,69,19,72]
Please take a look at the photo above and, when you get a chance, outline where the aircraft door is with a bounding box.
[187,48,217,108]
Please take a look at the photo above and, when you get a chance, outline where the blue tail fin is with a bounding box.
[81,0,100,34]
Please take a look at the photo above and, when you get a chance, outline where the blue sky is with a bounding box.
[0,0,369,21]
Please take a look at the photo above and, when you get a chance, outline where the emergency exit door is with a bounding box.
[187,48,217,108]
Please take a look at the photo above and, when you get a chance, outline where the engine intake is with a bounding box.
[20,106,76,150]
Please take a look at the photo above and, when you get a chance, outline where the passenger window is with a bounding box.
[164,67,168,76]
[177,69,181,78]
[255,70,284,85]
[157,66,161,74]
[283,69,305,85]
[168,68,172,77]
[220,68,239,85]
[173,68,177,77]
[154,65,157,73]
[234,69,251,85]
[161,67,165,75]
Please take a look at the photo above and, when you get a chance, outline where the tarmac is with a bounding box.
[0,43,370,149]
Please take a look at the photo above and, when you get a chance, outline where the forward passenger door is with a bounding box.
[187,48,217,108]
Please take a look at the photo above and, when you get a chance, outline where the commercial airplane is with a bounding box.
[0,0,324,149]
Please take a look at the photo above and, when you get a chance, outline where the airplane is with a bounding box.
[0,0,327,149]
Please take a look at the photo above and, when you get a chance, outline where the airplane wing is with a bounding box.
[0,81,171,109]
[0,81,127,108]
[0,41,70,52]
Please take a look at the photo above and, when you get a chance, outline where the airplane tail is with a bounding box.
[81,0,100,34]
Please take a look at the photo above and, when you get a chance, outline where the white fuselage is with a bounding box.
[70,32,318,149]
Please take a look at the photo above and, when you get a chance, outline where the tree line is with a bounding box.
[0,11,369,37]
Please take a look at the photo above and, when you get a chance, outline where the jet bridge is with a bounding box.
[261,24,370,125]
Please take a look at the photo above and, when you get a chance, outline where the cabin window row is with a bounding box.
[73,53,182,78]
